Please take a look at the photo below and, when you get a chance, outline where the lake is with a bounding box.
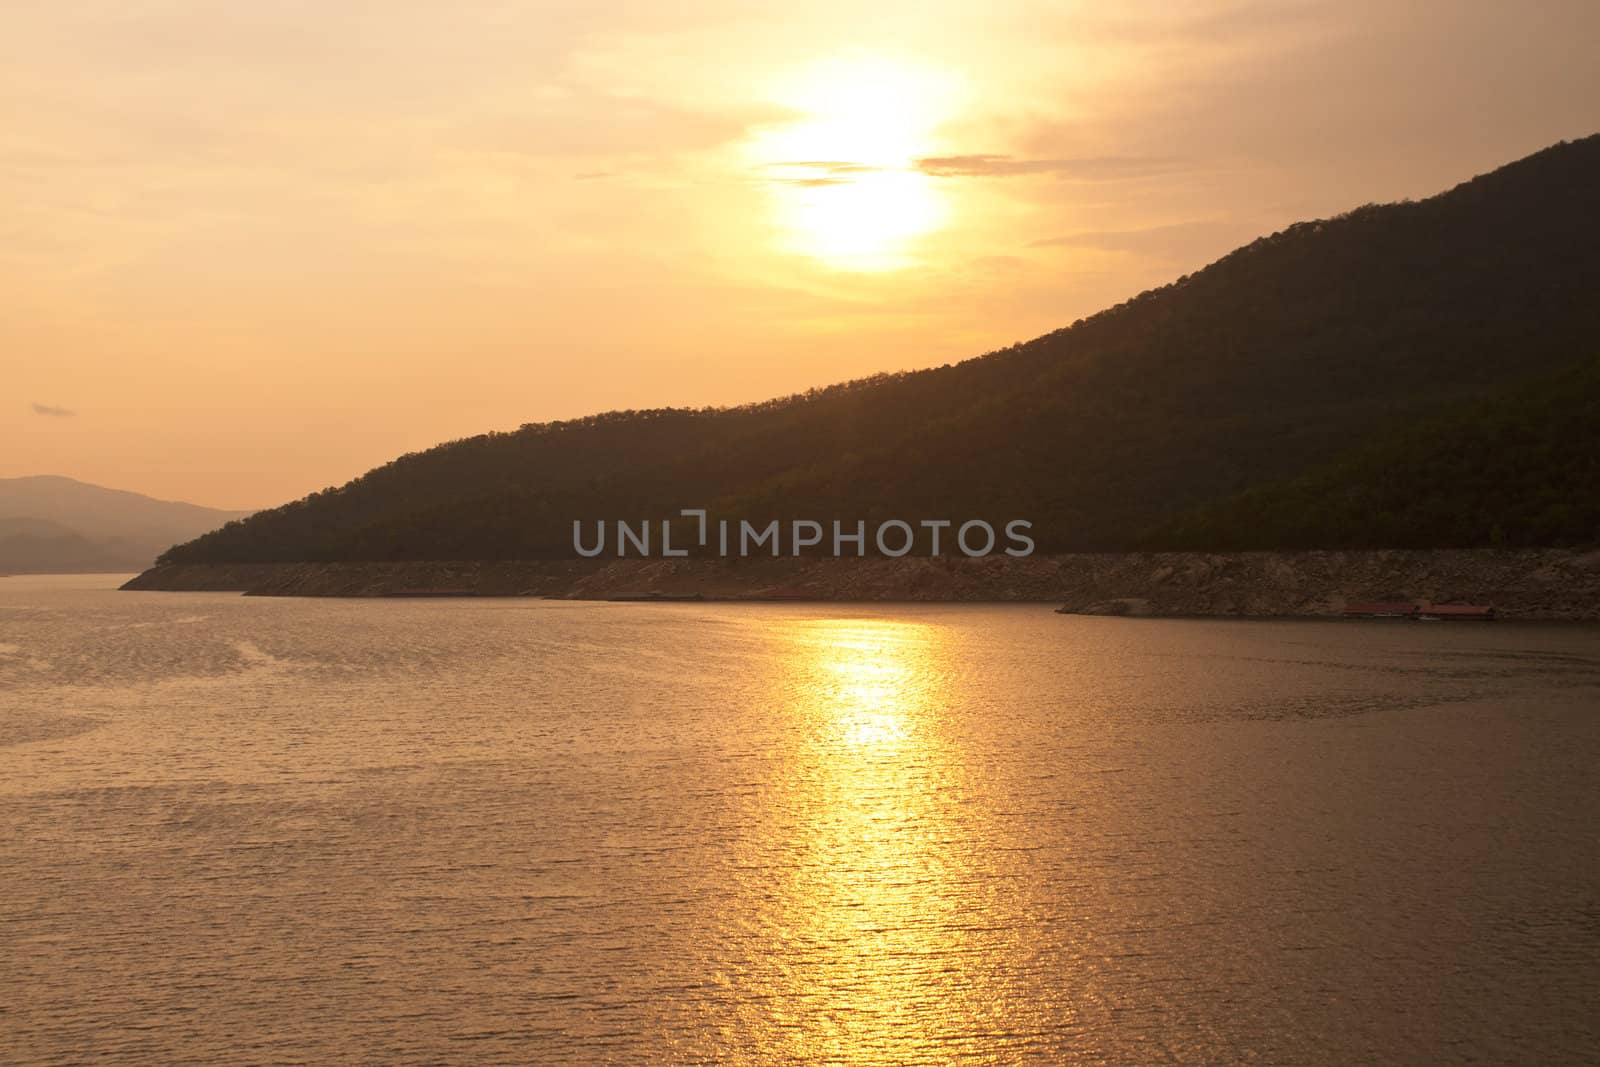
[3,574,1598,1064]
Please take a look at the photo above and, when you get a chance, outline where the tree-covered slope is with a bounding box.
[1148,357,1600,550]
[164,135,1600,563]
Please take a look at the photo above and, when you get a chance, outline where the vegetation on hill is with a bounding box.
[1149,358,1600,550]
[162,135,1600,564]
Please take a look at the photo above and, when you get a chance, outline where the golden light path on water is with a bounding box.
[748,56,956,271]
[729,616,1047,1062]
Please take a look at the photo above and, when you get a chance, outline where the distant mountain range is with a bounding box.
[159,135,1600,566]
[0,476,252,573]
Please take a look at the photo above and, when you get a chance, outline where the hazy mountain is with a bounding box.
[0,476,252,573]
[160,135,1600,565]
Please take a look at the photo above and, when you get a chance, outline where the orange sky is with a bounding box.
[6,1,1598,510]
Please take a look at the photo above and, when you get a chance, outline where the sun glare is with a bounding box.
[749,56,959,271]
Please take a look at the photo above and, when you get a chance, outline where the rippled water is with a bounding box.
[3,574,1599,1064]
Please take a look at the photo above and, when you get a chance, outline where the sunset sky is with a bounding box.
[7,1,1598,509]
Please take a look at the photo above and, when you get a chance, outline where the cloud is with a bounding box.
[769,177,852,188]
[1057,1,1333,47]
[967,255,1029,274]
[31,402,76,417]
[916,154,1186,180]
[455,91,785,161]
[1028,220,1256,255]
[755,160,891,189]
[765,161,881,174]
[758,161,886,186]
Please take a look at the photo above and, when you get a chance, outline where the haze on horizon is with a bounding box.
[5,1,1598,511]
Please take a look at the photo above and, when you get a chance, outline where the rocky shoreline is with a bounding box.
[120,548,1600,619]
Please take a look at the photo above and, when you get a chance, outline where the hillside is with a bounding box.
[1151,358,1600,550]
[159,135,1600,566]
[0,476,252,573]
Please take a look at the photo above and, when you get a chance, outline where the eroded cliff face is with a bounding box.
[120,549,1600,619]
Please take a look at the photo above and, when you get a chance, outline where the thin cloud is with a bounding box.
[757,161,887,189]
[31,402,76,417]
[765,161,882,174]
[769,177,852,188]
[1028,220,1253,254]
[1061,1,1332,47]
[916,154,1185,180]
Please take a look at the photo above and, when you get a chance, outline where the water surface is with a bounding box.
[3,575,1598,1064]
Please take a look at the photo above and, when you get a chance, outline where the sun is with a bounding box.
[747,56,960,271]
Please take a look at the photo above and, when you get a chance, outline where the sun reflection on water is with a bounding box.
[750,615,1013,1060]
[816,628,917,751]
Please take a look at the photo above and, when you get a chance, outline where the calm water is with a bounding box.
[3,574,1598,1065]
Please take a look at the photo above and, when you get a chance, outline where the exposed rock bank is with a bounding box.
[120,549,1600,619]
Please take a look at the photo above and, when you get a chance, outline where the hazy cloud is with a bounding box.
[916,155,1186,180]
[31,402,76,417]
[1059,0,1333,47]
[1029,220,1257,255]
[968,255,1029,274]
[760,162,886,187]
[769,177,852,188]
[456,91,785,160]
[766,161,881,174]
[757,161,889,188]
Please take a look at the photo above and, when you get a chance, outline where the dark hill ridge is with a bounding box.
[160,135,1600,566]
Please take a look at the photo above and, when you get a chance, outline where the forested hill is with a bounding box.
[1149,357,1600,550]
[165,135,1600,564]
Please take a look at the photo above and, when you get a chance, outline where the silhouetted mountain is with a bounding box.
[0,476,252,573]
[161,135,1600,565]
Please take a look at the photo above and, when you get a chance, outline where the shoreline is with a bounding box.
[121,548,1600,620]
